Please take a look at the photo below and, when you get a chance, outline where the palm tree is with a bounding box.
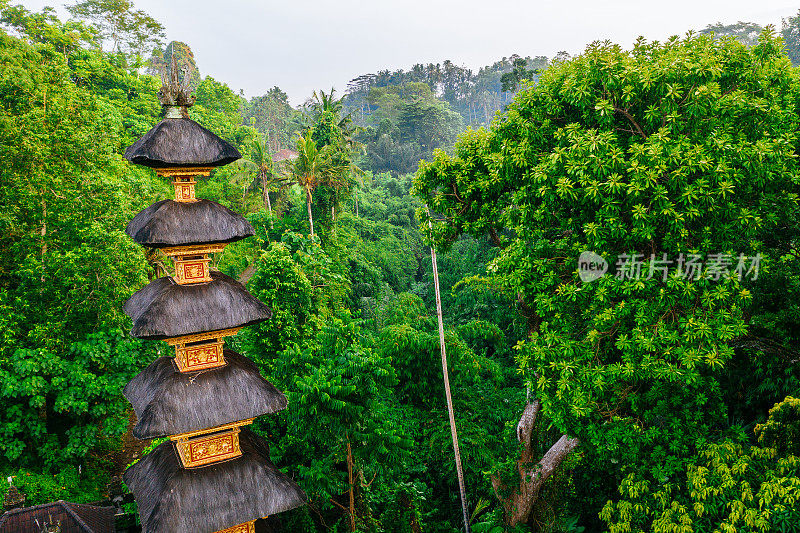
[304,88,359,148]
[306,88,343,116]
[232,135,288,228]
[291,131,348,236]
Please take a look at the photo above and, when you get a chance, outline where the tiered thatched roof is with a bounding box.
[126,199,254,247]
[0,501,115,533]
[124,118,241,168]
[123,430,306,533]
[125,350,287,439]
[124,272,271,339]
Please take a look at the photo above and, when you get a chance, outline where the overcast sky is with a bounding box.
[17,0,800,105]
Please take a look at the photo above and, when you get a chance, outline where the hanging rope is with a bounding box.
[426,205,471,533]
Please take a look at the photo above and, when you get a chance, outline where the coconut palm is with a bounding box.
[303,88,359,149]
[232,134,289,228]
[291,131,348,236]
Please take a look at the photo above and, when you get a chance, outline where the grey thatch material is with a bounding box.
[126,199,254,247]
[0,501,115,533]
[124,271,271,339]
[123,430,306,533]
[125,350,287,439]
[124,118,241,168]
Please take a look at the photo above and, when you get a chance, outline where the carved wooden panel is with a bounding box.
[156,167,213,177]
[175,339,225,372]
[174,427,241,468]
[173,256,212,284]
[174,182,195,202]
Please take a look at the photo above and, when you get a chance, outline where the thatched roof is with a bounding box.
[3,485,24,511]
[124,430,306,533]
[124,272,271,340]
[125,350,287,439]
[124,118,241,168]
[0,501,115,533]
[126,199,254,248]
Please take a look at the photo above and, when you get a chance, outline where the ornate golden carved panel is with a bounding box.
[173,256,212,284]
[171,420,254,468]
[174,427,240,467]
[156,166,212,202]
[174,182,195,202]
[175,339,225,372]
[216,521,256,533]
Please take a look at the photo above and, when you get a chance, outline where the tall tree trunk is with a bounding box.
[306,187,315,236]
[428,207,472,533]
[354,188,359,217]
[261,170,274,228]
[491,400,579,526]
[40,197,47,283]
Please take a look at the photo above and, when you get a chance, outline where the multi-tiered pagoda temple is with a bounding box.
[121,80,305,533]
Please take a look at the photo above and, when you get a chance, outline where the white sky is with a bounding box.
[16,0,800,105]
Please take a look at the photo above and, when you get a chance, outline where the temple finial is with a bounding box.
[158,55,196,118]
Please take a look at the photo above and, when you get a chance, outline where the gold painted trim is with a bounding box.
[164,328,242,346]
[162,243,226,256]
[156,167,214,177]
[170,419,254,441]
[217,521,256,533]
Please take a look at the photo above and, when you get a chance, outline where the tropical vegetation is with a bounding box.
[2,2,800,533]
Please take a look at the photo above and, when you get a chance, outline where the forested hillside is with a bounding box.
[2,1,800,532]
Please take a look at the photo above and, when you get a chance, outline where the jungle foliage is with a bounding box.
[2,3,800,533]
[415,28,800,531]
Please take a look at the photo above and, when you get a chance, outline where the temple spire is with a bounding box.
[120,78,305,533]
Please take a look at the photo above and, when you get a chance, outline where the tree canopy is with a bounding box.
[4,3,800,532]
[415,29,800,529]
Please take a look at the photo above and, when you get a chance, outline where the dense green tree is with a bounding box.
[397,96,463,153]
[0,331,156,467]
[0,3,164,477]
[243,85,301,152]
[783,10,800,66]
[344,54,550,132]
[756,396,800,457]
[415,30,800,526]
[699,21,764,46]
[266,314,410,531]
[234,134,289,220]
[602,401,800,532]
[66,0,164,57]
[354,83,463,175]
[1,4,98,54]
[0,14,161,355]
[500,57,537,93]
[291,131,348,235]
[241,242,318,367]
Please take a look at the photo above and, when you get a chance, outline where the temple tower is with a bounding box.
[120,81,305,533]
